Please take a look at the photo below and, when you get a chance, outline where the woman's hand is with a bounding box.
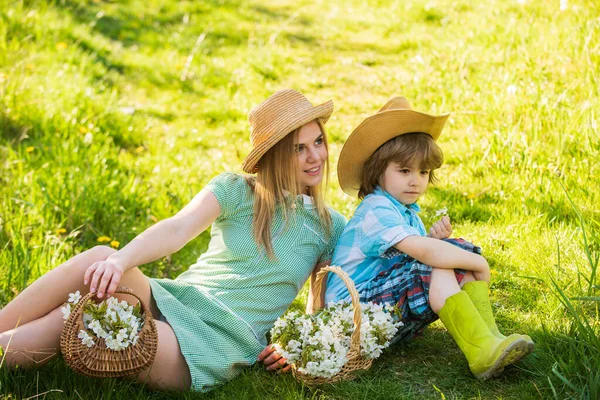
[428,216,452,239]
[83,259,126,298]
[257,345,291,372]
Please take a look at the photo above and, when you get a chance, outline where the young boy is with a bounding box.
[325,97,534,379]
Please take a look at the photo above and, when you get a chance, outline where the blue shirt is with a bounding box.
[325,186,427,303]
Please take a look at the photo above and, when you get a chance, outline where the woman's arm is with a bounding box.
[85,189,221,297]
[395,235,488,273]
[258,261,329,371]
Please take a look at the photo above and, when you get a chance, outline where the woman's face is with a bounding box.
[294,120,328,191]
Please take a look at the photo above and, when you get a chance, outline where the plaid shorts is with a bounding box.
[358,238,482,344]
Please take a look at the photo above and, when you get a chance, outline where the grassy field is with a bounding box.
[1,0,599,398]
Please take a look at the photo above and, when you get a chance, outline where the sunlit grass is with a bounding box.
[1,0,599,398]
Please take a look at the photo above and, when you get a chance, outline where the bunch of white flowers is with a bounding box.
[270,301,402,378]
[62,291,145,351]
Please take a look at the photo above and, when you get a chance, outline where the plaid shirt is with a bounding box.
[325,186,427,303]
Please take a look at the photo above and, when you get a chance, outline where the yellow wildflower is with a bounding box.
[135,146,145,154]
[56,42,67,50]
[56,228,67,235]
[97,236,111,243]
[79,126,88,134]
[26,146,34,153]
[110,240,120,248]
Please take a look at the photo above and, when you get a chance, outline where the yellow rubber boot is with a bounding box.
[463,281,535,348]
[438,291,533,380]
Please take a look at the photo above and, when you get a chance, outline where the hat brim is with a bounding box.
[338,109,449,197]
[242,100,334,173]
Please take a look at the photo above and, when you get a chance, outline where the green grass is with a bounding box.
[1,0,599,398]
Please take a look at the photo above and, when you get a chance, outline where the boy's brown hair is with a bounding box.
[358,132,443,199]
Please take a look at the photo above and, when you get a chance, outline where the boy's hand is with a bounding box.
[428,216,452,239]
[257,345,291,372]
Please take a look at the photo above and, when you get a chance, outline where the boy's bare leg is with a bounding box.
[429,268,462,313]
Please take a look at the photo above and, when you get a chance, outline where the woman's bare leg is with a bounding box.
[0,246,116,332]
[0,307,63,368]
[0,269,160,368]
[0,308,191,392]
[134,320,192,391]
[0,246,160,333]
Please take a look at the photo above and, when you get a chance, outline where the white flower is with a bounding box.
[66,292,144,351]
[506,84,518,95]
[270,300,400,377]
[78,330,95,347]
[68,291,82,304]
[61,303,71,321]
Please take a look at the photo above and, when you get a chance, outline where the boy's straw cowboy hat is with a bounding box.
[242,89,334,173]
[338,97,450,197]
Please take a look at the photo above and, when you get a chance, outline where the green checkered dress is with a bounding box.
[148,172,346,392]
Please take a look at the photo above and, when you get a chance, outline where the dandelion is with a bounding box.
[110,240,120,248]
[119,106,135,115]
[26,146,34,153]
[435,207,448,217]
[506,84,518,95]
[79,126,88,134]
[56,228,67,235]
[56,42,68,50]
[97,236,111,243]
[560,0,568,11]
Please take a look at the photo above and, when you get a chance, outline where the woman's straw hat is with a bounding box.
[338,97,449,197]
[242,89,334,173]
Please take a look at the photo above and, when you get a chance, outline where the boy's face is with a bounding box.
[380,161,430,205]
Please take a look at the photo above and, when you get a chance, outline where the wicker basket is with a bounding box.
[60,287,158,378]
[290,265,373,385]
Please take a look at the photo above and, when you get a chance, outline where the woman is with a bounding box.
[0,89,346,392]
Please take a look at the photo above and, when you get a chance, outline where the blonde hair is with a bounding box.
[246,120,332,259]
[358,132,444,199]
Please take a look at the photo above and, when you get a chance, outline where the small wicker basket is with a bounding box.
[290,265,373,385]
[60,287,158,378]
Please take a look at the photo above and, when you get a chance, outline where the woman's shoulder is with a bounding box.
[208,171,247,185]
[205,172,254,212]
[207,172,253,192]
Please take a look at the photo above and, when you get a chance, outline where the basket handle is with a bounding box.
[66,286,153,326]
[311,266,362,353]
